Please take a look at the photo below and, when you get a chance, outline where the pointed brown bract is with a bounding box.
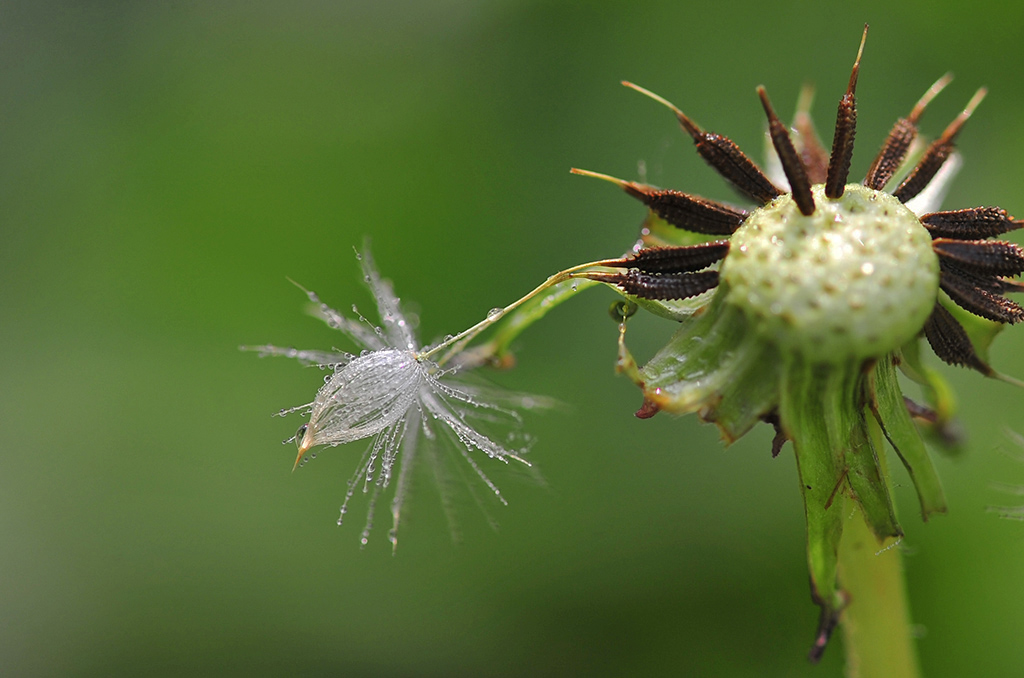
[793,85,830,185]
[923,302,995,375]
[622,81,781,205]
[894,88,987,203]
[758,86,815,215]
[606,241,729,273]
[570,168,747,235]
[939,264,1024,324]
[921,207,1022,240]
[583,269,719,301]
[864,73,952,190]
[824,25,868,199]
[933,239,1024,276]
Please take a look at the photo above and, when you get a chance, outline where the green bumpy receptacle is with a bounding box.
[722,184,939,362]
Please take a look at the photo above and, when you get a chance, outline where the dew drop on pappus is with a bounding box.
[486,308,502,320]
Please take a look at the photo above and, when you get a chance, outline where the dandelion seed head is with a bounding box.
[573,29,1024,660]
[250,248,545,545]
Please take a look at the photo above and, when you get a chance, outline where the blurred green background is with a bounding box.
[4,1,1024,675]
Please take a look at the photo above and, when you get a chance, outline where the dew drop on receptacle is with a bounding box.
[487,308,502,321]
[571,282,578,291]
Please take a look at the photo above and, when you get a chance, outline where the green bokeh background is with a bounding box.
[4,1,1024,676]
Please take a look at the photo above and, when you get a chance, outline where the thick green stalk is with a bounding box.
[837,418,921,678]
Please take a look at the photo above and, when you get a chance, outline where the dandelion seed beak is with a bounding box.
[908,72,954,124]
[621,80,702,138]
[570,167,629,188]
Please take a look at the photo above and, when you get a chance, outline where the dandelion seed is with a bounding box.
[245,250,551,549]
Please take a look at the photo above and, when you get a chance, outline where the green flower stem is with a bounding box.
[483,277,600,360]
[838,436,921,678]
[442,277,600,369]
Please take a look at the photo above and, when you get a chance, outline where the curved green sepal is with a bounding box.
[633,289,782,440]
[779,359,905,657]
[778,361,847,644]
[870,356,948,520]
[830,367,901,542]
[703,340,781,442]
